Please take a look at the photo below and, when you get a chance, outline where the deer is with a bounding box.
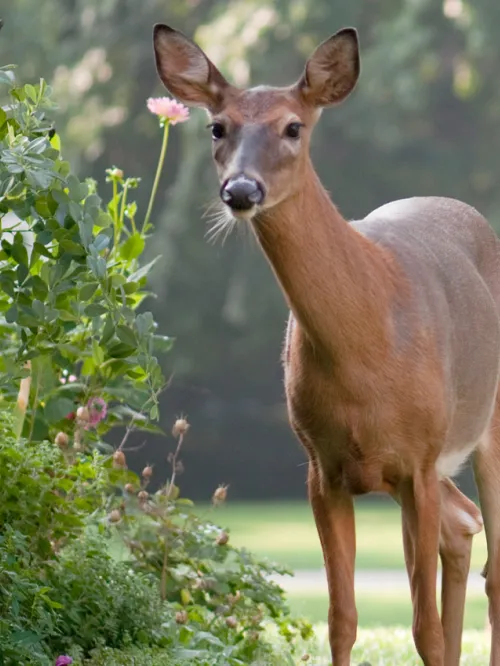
[152,22,500,666]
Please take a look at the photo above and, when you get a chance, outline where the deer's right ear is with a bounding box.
[153,24,232,112]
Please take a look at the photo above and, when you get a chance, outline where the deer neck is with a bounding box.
[252,163,394,365]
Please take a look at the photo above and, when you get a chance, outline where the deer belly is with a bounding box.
[435,438,482,478]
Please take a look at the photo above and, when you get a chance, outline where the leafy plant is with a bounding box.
[0,68,167,451]
[0,65,314,666]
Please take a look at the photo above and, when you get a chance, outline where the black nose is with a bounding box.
[220,176,265,211]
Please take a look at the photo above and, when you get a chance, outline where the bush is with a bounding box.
[0,64,315,665]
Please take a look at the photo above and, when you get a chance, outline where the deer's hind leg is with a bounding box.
[473,405,500,665]
[439,478,483,666]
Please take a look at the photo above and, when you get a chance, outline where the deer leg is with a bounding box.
[439,478,483,666]
[400,470,445,665]
[473,429,500,665]
[308,461,356,666]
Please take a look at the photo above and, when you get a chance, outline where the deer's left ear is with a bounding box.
[153,24,234,112]
[296,28,360,108]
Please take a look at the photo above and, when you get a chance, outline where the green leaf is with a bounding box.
[24,84,37,102]
[92,233,110,252]
[96,210,113,228]
[50,132,61,151]
[116,324,137,347]
[119,233,145,261]
[84,303,107,317]
[11,239,28,267]
[5,304,17,323]
[44,396,75,423]
[79,282,99,301]
[11,630,41,646]
[129,255,161,281]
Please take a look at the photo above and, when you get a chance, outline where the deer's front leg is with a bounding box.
[308,461,357,665]
[400,471,445,666]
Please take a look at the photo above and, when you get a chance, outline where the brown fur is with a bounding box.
[153,23,500,665]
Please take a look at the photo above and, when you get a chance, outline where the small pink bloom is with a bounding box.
[147,97,189,125]
[68,375,77,383]
[87,397,107,428]
[55,657,73,666]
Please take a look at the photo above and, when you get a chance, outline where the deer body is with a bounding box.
[153,23,500,665]
[280,195,500,498]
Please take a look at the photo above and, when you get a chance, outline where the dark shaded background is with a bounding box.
[2,0,500,500]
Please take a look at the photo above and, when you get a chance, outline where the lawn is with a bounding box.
[204,498,488,572]
[288,590,487,629]
[307,627,489,665]
[200,497,489,631]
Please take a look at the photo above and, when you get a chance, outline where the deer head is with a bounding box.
[153,24,360,220]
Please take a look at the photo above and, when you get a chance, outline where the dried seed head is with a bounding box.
[212,485,228,506]
[216,531,229,546]
[55,432,69,448]
[142,465,153,479]
[225,616,237,629]
[172,417,189,438]
[175,610,188,624]
[227,591,241,605]
[137,490,149,502]
[112,450,127,468]
[76,406,90,424]
[124,483,135,494]
[108,509,121,523]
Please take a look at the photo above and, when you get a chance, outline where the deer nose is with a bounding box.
[220,176,265,211]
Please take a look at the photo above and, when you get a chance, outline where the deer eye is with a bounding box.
[284,122,303,139]
[209,122,226,140]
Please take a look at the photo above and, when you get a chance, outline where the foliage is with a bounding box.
[0,530,170,665]
[108,426,313,664]
[0,63,313,665]
[0,69,166,450]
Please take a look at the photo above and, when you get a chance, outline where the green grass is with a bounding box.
[308,626,490,665]
[206,498,488,572]
[287,590,487,629]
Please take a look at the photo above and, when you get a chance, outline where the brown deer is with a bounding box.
[153,23,499,665]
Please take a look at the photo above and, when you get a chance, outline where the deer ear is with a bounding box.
[297,28,360,108]
[153,24,232,112]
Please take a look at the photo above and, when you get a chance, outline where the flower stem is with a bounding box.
[112,179,119,247]
[142,120,169,234]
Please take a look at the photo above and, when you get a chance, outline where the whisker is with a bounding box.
[203,198,238,245]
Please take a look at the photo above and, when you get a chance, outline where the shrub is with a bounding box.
[0,64,315,666]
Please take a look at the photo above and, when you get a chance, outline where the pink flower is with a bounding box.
[55,657,73,666]
[87,397,107,428]
[147,97,189,125]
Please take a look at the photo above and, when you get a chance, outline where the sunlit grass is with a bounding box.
[287,589,487,629]
[309,626,490,665]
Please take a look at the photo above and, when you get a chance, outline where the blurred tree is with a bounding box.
[2,0,499,499]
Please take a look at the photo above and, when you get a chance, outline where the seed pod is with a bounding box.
[55,432,69,448]
[227,591,241,605]
[124,483,135,494]
[216,531,229,546]
[212,485,228,506]
[225,616,237,629]
[76,406,90,424]
[172,418,189,438]
[108,509,121,523]
[142,465,153,479]
[113,450,126,468]
[137,490,149,502]
[301,655,311,662]
[175,610,188,624]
